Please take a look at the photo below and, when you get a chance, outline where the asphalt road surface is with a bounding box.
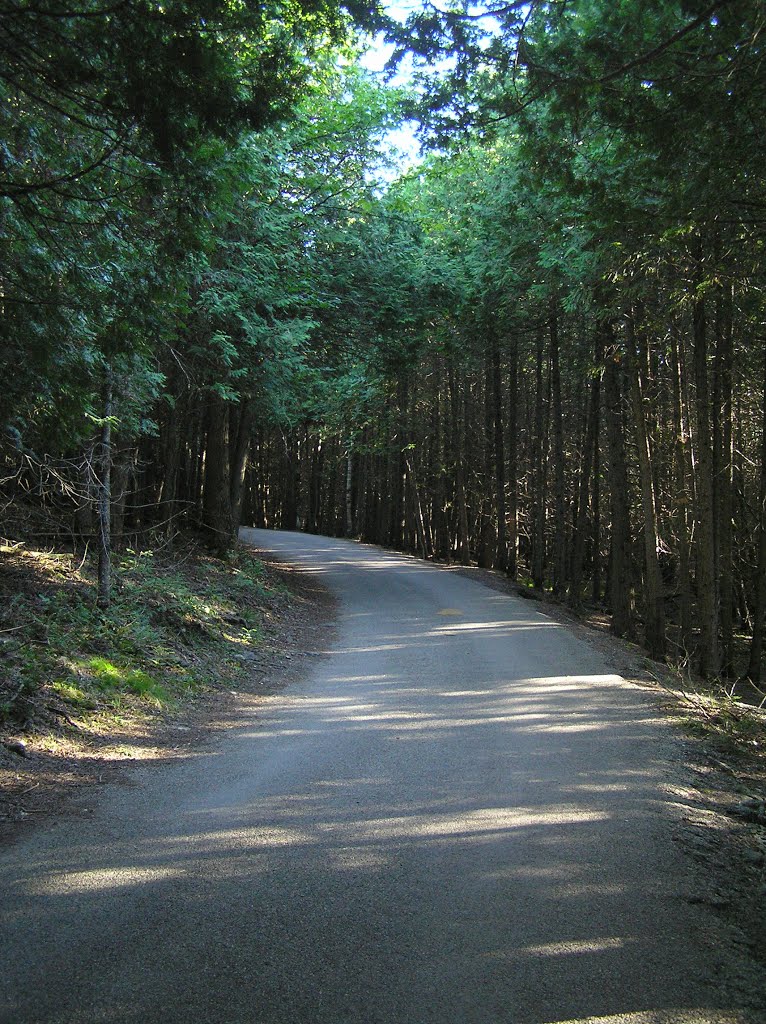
[1,530,757,1024]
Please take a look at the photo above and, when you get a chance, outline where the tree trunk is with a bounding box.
[158,383,184,534]
[550,315,566,595]
[389,379,407,549]
[97,363,113,610]
[692,280,719,676]
[357,440,369,541]
[75,445,96,544]
[591,386,601,604]
[432,366,450,560]
[507,335,518,578]
[345,446,354,537]
[625,317,666,660]
[187,406,206,520]
[568,338,600,612]
[202,392,234,556]
[378,439,393,546]
[311,438,325,534]
[602,329,633,639]
[229,398,256,531]
[478,342,496,568]
[746,344,766,683]
[282,430,299,531]
[110,442,133,544]
[405,457,429,558]
[671,329,694,653]
[492,338,507,571]
[532,328,546,589]
[715,288,734,675]
[449,365,470,564]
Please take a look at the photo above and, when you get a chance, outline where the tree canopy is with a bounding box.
[2,0,766,680]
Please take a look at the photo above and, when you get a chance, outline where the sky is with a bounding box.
[358,1,425,175]
[357,1,501,178]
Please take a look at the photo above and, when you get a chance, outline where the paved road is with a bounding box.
[0,530,754,1023]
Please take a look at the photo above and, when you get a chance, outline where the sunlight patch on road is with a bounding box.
[179,805,612,854]
[32,865,186,895]
[329,847,391,871]
[519,936,629,957]
[430,620,558,637]
[437,689,493,697]
[513,676,628,693]
[535,722,623,734]
[362,806,610,840]
[540,1013,746,1024]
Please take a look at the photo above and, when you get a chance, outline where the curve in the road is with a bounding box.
[0,529,758,1024]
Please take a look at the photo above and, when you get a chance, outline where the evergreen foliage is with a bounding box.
[2,0,766,681]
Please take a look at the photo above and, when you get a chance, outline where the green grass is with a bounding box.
[0,541,287,730]
[85,657,169,705]
[50,681,100,710]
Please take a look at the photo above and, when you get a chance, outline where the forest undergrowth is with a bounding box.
[0,531,299,832]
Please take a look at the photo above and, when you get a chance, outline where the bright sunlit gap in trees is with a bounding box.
[359,0,423,177]
[358,0,531,178]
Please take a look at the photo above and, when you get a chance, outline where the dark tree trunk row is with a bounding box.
[80,294,766,683]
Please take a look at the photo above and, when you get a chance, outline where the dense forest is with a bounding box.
[2,0,765,683]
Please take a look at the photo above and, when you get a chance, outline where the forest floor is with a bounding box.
[0,537,336,843]
[1,535,765,1003]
